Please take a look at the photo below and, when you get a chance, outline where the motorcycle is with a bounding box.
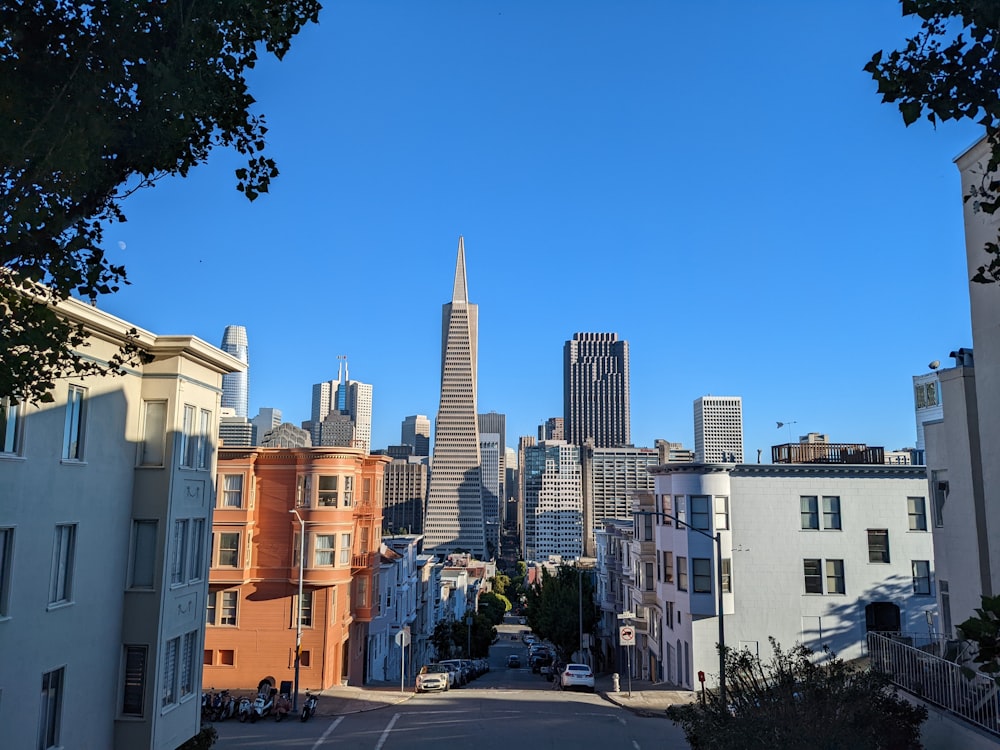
[274,692,292,722]
[238,695,253,723]
[201,689,215,720]
[300,691,318,722]
[210,690,225,721]
[250,687,275,722]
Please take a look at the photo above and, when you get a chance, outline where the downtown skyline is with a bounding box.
[92,2,979,459]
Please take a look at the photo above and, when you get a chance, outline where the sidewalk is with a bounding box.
[595,674,696,718]
[313,680,414,716]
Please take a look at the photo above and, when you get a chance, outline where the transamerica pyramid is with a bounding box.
[423,237,486,559]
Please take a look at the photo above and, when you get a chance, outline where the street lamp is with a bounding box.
[633,510,727,708]
[465,611,473,658]
[289,509,305,712]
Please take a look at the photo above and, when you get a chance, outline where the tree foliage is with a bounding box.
[478,591,511,625]
[667,639,927,750]
[430,615,497,660]
[865,0,1000,285]
[524,565,599,662]
[1,0,321,403]
[957,594,1000,680]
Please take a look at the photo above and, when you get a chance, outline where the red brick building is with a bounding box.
[203,447,389,690]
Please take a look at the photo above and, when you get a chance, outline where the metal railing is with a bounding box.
[868,631,1000,735]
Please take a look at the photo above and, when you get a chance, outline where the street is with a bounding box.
[212,634,690,749]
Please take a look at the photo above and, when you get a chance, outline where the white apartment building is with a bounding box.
[693,396,744,463]
[0,296,242,750]
[368,538,420,683]
[649,462,934,689]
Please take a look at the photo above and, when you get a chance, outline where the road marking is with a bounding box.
[311,715,344,749]
[632,741,640,750]
[374,712,400,750]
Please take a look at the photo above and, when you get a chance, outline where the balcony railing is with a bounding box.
[868,631,1000,736]
[772,442,885,464]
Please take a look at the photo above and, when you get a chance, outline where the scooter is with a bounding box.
[210,690,225,721]
[274,693,292,722]
[300,691,318,722]
[238,695,253,723]
[250,688,275,722]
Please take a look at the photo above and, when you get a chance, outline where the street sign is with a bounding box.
[617,611,635,620]
[394,628,411,648]
[619,625,636,646]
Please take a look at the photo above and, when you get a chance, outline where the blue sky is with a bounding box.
[102,1,981,460]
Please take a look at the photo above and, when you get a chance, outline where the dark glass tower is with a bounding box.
[563,332,630,448]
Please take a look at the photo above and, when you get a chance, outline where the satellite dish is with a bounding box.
[928,360,940,370]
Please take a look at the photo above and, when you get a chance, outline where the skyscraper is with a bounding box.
[563,332,630,448]
[310,358,373,452]
[693,396,744,462]
[522,441,584,561]
[220,325,249,418]
[424,238,485,558]
[401,414,431,456]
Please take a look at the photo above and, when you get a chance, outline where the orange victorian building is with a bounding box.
[203,446,390,690]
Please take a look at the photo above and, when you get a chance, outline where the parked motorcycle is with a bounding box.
[300,691,318,722]
[250,686,275,722]
[238,695,253,723]
[274,692,292,722]
[201,689,215,720]
[210,690,225,721]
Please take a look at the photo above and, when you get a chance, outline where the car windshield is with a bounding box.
[566,665,589,672]
[421,665,448,674]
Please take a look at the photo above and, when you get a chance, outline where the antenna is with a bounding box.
[776,420,797,442]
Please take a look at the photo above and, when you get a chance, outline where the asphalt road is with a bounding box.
[212,632,690,750]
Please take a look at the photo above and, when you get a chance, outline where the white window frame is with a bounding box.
[692,558,712,593]
[188,519,206,582]
[179,404,197,468]
[677,556,688,591]
[803,558,823,594]
[180,631,197,698]
[690,496,710,530]
[822,496,841,530]
[0,527,12,617]
[340,533,352,566]
[161,637,179,708]
[139,400,167,467]
[197,408,212,469]
[714,496,729,530]
[220,474,244,508]
[48,524,76,606]
[217,532,240,568]
[220,590,238,626]
[912,560,932,595]
[0,397,24,456]
[908,497,928,531]
[800,496,819,530]
[826,559,845,594]
[121,645,148,717]
[62,385,86,461]
[128,520,157,590]
[170,520,188,586]
[314,534,335,567]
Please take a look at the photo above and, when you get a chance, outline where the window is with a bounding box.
[1,396,23,455]
[314,535,335,567]
[38,667,64,749]
[220,591,237,625]
[721,558,732,593]
[660,494,673,525]
[0,527,12,617]
[826,559,845,594]
[139,401,166,466]
[692,558,712,593]
[912,560,932,595]
[908,497,928,531]
[129,520,157,589]
[822,496,841,530]
[188,519,205,582]
[714,496,729,530]
[665,600,674,630]
[340,533,352,565]
[62,385,86,460]
[644,562,654,591]
[867,530,890,563]
[803,559,823,593]
[677,556,688,591]
[220,475,244,508]
[690,496,710,530]
[318,475,339,506]
[342,476,354,507]
[49,524,76,605]
[675,496,686,525]
[206,591,216,624]
[355,576,368,606]
[932,475,948,527]
[643,514,653,541]
[296,474,311,507]
[170,520,188,586]
[800,496,819,530]
[179,405,197,468]
[218,533,239,567]
[180,631,197,698]
[663,551,674,583]
[122,645,147,716]
[197,409,212,469]
[162,637,179,707]
[293,590,314,627]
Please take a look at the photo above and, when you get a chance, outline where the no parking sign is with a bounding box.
[619,625,636,646]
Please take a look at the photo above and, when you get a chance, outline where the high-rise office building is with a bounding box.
[522,441,584,561]
[581,445,659,555]
[693,395,744,462]
[479,411,506,534]
[311,358,373,452]
[538,416,564,441]
[220,325,249,418]
[401,414,431,456]
[383,457,429,534]
[250,407,282,445]
[563,332,630,448]
[424,238,485,558]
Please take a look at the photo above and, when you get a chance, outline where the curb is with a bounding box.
[321,691,415,717]
[599,691,670,720]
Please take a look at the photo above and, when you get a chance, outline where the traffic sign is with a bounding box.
[617,611,635,620]
[619,625,636,646]
[394,628,411,647]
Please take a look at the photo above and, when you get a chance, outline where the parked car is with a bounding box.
[416,664,450,693]
[438,660,467,686]
[530,651,553,674]
[507,654,521,668]
[560,663,595,692]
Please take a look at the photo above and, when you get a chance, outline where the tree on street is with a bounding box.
[2,0,321,404]
[865,0,1000,286]
[524,565,598,662]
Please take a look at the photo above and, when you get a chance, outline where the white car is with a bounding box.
[415,664,450,693]
[560,663,595,692]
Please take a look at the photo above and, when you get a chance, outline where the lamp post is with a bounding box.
[578,566,583,663]
[465,611,473,658]
[289,509,305,712]
[633,510,726,708]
